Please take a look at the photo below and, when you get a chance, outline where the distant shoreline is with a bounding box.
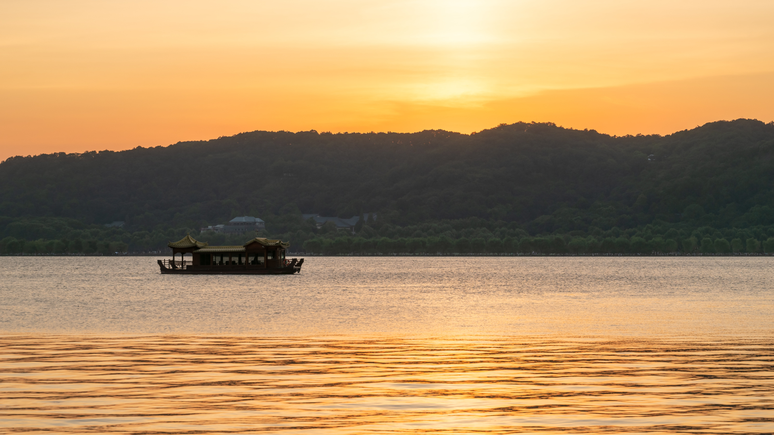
[2,253,771,257]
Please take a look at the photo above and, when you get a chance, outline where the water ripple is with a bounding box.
[2,335,772,433]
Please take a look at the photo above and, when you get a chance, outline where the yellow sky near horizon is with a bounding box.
[2,0,774,160]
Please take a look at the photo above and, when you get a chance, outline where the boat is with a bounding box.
[158,235,303,274]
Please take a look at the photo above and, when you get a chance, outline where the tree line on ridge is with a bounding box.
[1,119,774,255]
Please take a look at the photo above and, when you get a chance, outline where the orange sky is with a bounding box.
[2,0,774,161]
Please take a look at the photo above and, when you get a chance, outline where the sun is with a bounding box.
[418,0,495,47]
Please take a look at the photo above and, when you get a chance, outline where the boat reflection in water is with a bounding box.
[1,335,772,434]
[158,235,303,274]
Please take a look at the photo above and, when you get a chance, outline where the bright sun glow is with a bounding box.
[417,0,494,47]
[1,0,774,159]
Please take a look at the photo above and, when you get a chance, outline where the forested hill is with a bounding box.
[2,119,774,254]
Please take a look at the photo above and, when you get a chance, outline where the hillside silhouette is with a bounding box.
[2,119,774,254]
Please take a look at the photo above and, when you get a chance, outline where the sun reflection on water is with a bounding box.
[1,335,772,434]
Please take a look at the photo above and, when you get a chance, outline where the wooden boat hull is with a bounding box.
[158,260,301,275]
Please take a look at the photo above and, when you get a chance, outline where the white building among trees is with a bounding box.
[201,216,265,234]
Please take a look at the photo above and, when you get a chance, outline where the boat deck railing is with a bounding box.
[161,258,302,271]
[161,259,190,270]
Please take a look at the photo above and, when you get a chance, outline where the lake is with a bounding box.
[1,256,773,433]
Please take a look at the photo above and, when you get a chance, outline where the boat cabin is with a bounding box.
[159,235,302,274]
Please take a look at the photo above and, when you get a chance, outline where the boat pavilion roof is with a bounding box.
[168,235,289,252]
[244,237,290,248]
[168,235,208,249]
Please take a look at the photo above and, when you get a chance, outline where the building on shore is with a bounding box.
[302,213,377,233]
[200,216,265,235]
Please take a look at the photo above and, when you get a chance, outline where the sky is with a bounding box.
[2,0,774,160]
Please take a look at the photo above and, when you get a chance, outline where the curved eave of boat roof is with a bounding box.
[243,237,290,248]
[168,235,208,249]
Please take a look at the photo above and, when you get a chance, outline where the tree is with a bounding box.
[1,237,20,254]
[303,239,322,253]
[663,239,678,253]
[713,238,731,254]
[54,240,67,254]
[69,238,84,253]
[376,237,392,254]
[436,236,453,254]
[682,204,705,220]
[518,237,534,254]
[351,237,365,254]
[394,238,408,254]
[613,237,630,254]
[764,238,774,254]
[470,237,486,254]
[746,238,761,254]
[650,237,666,253]
[407,238,426,254]
[600,237,616,253]
[320,239,334,255]
[730,238,743,253]
[97,242,112,255]
[550,236,566,254]
[682,237,697,254]
[586,236,601,253]
[361,238,377,254]
[700,238,715,254]
[23,240,39,254]
[633,194,649,213]
[354,212,365,233]
[532,237,551,254]
[320,221,337,235]
[332,237,351,255]
[567,237,589,254]
[502,236,516,254]
[630,236,650,254]
[114,242,128,254]
[486,238,504,254]
[455,238,472,254]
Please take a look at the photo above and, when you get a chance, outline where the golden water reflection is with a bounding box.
[1,335,772,433]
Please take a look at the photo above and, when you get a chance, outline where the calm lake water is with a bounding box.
[1,257,773,433]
